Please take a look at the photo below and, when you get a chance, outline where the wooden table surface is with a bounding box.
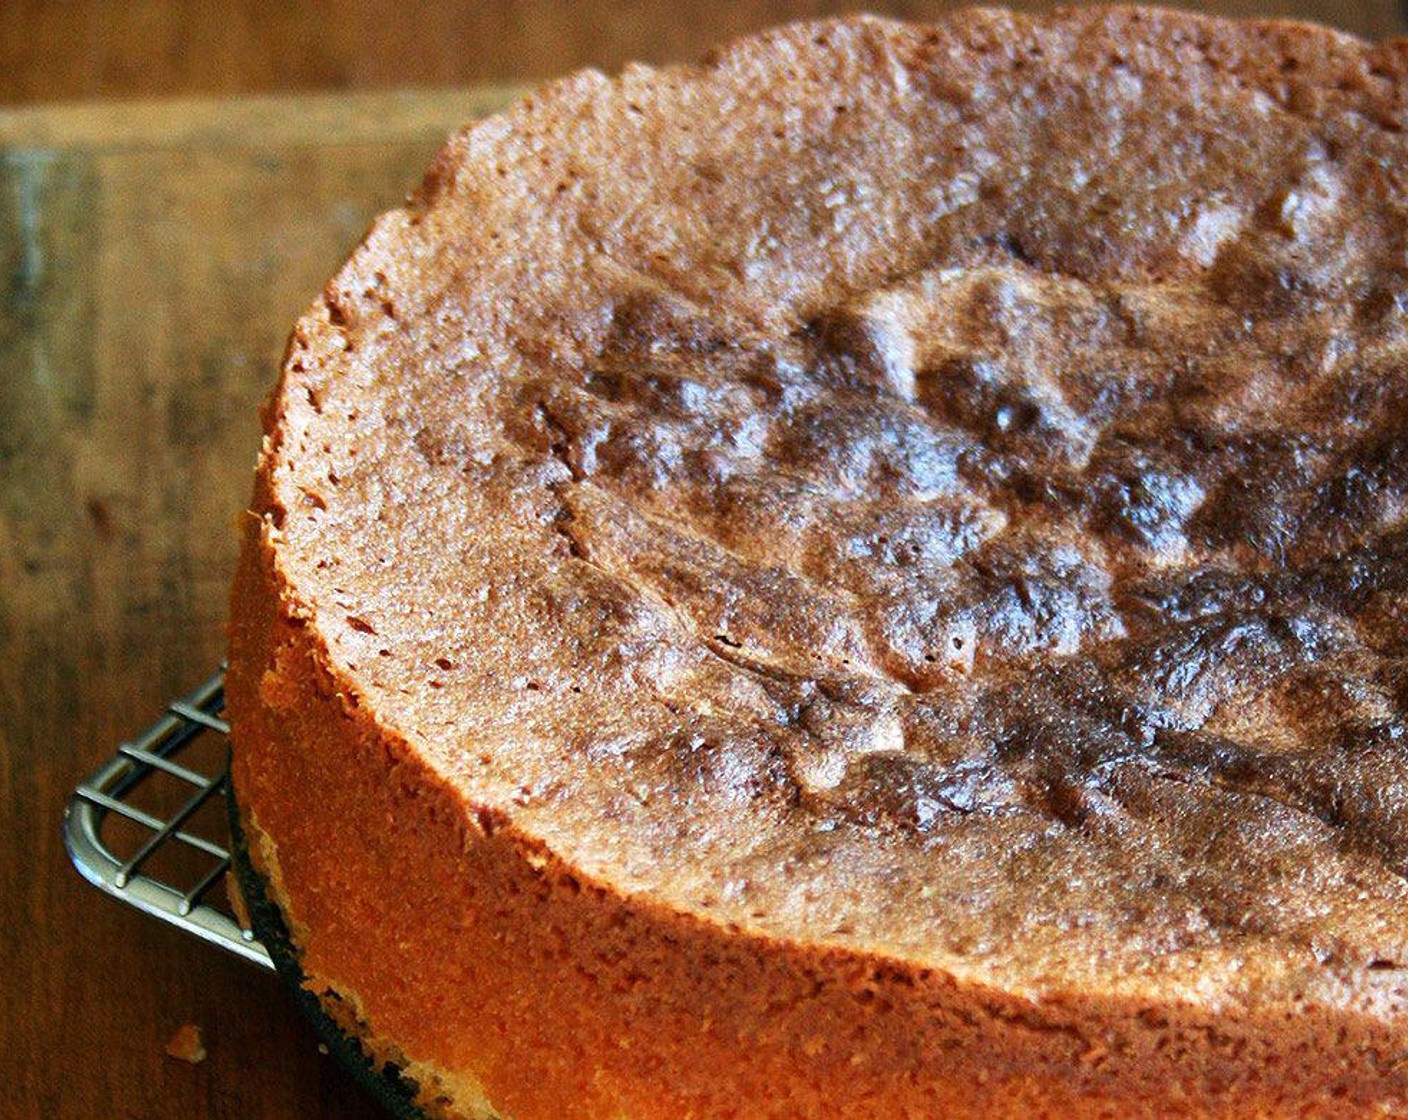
[7,0,1406,105]
[5,4,1408,1117]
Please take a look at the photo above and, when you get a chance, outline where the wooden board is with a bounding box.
[0,86,515,1120]
[4,0,1406,104]
[6,2,1408,1110]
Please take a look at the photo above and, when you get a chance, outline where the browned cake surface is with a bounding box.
[231,6,1408,1115]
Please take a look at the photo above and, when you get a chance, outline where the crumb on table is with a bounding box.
[165,1023,207,1065]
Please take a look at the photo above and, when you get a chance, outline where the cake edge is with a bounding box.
[228,501,1408,1118]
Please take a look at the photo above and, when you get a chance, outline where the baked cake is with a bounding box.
[227,8,1408,1116]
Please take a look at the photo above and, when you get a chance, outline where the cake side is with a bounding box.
[229,502,1408,1119]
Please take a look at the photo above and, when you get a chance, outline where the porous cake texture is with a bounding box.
[229,8,1408,1116]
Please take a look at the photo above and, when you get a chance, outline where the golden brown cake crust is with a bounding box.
[229,7,1408,1115]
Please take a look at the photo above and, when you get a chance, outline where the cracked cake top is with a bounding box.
[254,6,1408,1014]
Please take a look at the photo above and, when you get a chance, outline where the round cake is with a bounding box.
[228,8,1408,1117]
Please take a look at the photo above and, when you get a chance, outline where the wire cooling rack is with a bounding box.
[63,666,274,970]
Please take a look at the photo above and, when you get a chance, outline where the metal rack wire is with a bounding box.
[63,666,274,970]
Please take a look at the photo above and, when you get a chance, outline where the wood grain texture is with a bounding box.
[5,3,1408,1118]
[3,0,1406,107]
[0,86,515,1120]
